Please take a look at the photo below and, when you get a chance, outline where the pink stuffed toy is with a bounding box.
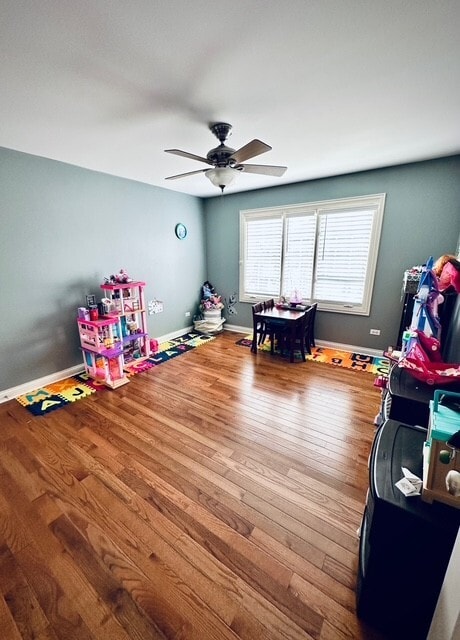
[438,260,460,293]
[434,255,460,293]
[105,269,133,285]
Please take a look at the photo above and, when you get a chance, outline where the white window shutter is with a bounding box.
[282,214,316,299]
[240,194,385,314]
[314,209,375,305]
[244,216,283,296]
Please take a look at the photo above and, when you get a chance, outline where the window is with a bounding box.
[239,194,385,315]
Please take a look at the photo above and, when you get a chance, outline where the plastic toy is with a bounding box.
[434,254,460,293]
[77,279,150,389]
[199,281,224,311]
[104,268,133,285]
[411,257,442,338]
[398,330,460,385]
[202,281,215,299]
[398,256,460,384]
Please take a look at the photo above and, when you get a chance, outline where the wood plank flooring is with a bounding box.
[0,331,388,639]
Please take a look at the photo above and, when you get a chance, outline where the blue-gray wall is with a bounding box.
[0,147,206,391]
[204,156,460,351]
[1,148,459,392]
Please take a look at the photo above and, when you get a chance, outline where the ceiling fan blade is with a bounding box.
[164,149,211,165]
[165,168,208,180]
[239,164,287,177]
[229,139,272,163]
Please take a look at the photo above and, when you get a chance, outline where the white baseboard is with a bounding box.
[224,323,250,334]
[1,325,384,403]
[315,339,384,358]
[155,325,194,344]
[0,325,200,403]
[1,364,85,404]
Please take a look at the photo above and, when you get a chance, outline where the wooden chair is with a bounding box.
[278,311,309,362]
[263,298,275,310]
[252,300,281,353]
[304,303,317,350]
[251,302,266,351]
[260,298,275,345]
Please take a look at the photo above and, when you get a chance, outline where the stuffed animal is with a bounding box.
[434,255,460,293]
[202,281,216,299]
[104,269,133,285]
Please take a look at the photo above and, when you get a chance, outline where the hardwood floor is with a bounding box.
[0,331,388,639]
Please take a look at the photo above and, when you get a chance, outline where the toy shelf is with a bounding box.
[101,281,145,313]
[77,317,122,355]
[122,332,147,343]
[81,348,128,389]
[77,279,150,389]
[100,280,150,363]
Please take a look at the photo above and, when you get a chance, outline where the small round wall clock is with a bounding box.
[175,223,187,240]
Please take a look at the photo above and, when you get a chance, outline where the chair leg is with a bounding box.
[310,321,316,347]
[277,331,287,356]
[300,342,306,362]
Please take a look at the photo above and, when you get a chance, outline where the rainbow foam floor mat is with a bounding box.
[17,332,215,416]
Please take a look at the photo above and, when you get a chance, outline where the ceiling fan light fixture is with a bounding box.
[205,167,237,192]
[165,123,287,192]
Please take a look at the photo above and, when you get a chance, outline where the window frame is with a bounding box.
[239,193,386,316]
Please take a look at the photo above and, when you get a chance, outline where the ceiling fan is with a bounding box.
[165,122,287,192]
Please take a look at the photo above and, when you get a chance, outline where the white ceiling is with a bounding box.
[2,1,460,198]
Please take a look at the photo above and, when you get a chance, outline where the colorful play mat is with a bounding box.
[236,335,390,375]
[17,332,215,416]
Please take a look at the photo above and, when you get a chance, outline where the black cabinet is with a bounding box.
[379,363,460,428]
[396,292,416,348]
[356,420,460,639]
